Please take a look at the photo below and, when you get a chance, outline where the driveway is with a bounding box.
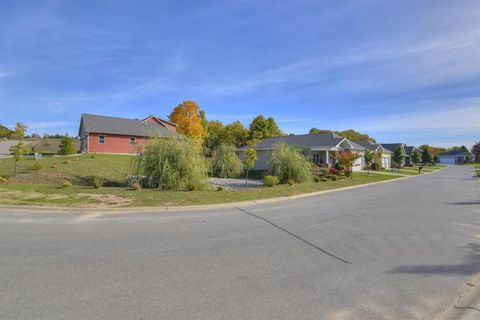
[0,166,479,319]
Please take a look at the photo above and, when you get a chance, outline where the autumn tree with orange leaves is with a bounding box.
[168,100,205,140]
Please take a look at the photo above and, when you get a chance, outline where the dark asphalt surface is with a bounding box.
[1,166,479,319]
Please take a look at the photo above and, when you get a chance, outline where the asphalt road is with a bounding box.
[1,166,479,320]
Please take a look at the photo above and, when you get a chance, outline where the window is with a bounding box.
[130,137,137,145]
[98,135,106,144]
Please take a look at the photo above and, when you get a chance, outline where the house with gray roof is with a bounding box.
[78,114,179,154]
[438,149,476,165]
[238,132,366,171]
[404,146,423,166]
[352,139,393,169]
[380,143,407,167]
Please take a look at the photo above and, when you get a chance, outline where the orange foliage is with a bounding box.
[168,100,205,140]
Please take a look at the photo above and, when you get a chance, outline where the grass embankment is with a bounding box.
[0,154,401,207]
[0,173,397,207]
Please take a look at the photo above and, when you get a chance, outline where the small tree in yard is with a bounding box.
[132,136,208,191]
[337,150,360,178]
[58,136,76,155]
[433,154,440,164]
[411,150,420,167]
[422,148,433,165]
[10,142,29,176]
[363,149,373,174]
[267,142,313,183]
[212,143,243,178]
[243,140,258,185]
[392,147,405,169]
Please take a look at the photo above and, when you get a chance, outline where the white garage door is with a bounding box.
[440,156,455,165]
[353,157,363,171]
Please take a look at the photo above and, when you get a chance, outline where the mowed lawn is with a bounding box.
[0,154,400,207]
[0,154,133,185]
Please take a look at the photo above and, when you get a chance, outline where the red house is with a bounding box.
[78,114,179,154]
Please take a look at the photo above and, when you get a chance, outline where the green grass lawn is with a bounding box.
[0,154,133,186]
[0,172,399,207]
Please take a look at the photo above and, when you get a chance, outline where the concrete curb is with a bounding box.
[436,273,480,320]
[0,167,447,214]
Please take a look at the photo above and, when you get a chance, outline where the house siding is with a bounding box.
[87,133,146,154]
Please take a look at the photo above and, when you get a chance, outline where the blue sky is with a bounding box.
[0,0,479,147]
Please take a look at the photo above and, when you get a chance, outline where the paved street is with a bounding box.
[0,166,479,319]
[0,140,17,158]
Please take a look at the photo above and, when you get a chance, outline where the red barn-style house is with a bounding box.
[78,114,179,154]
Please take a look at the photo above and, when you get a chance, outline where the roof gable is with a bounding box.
[80,114,179,138]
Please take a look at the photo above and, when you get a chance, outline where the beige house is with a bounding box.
[352,139,393,169]
[238,133,366,171]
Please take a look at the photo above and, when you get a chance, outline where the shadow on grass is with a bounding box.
[387,243,480,276]
[73,175,125,187]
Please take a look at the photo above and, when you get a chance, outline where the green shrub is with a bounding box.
[321,177,328,182]
[314,176,321,183]
[212,143,243,178]
[93,177,102,189]
[331,175,337,181]
[267,142,313,184]
[50,164,58,168]
[0,177,8,183]
[263,175,280,187]
[287,179,295,186]
[344,170,351,178]
[217,186,224,191]
[91,152,97,159]
[31,163,44,171]
[63,160,71,164]
[58,137,76,155]
[132,136,208,191]
[63,180,72,188]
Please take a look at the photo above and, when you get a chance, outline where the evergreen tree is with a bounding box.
[58,137,76,155]
[422,148,433,165]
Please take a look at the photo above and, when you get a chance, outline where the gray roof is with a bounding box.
[79,114,179,138]
[351,139,386,152]
[239,133,362,150]
[381,143,405,153]
[404,146,422,156]
[440,149,473,156]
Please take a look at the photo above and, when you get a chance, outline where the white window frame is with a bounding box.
[130,137,137,146]
[98,135,106,144]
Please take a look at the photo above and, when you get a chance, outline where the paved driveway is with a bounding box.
[0,166,479,319]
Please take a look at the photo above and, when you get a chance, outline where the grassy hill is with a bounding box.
[0,154,133,186]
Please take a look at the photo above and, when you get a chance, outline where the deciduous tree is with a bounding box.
[168,100,205,140]
[363,149,373,174]
[411,150,420,167]
[337,150,360,178]
[249,115,282,140]
[392,147,405,169]
[243,140,258,185]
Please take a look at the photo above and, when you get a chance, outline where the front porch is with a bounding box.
[311,150,331,167]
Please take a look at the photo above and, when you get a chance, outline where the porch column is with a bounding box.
[326,150,329,164]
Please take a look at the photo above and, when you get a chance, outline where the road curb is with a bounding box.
[436,273,480,320]
[0,167,447,214]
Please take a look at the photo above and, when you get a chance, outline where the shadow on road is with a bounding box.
[449,201,480,206]
[387,243,480,275]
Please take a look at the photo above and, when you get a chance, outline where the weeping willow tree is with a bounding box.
[212,143,243,178]
[132,136,208,191]
[267,142,314,183]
